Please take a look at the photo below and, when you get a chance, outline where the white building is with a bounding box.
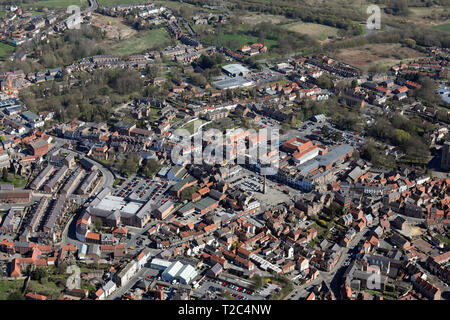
[102,280,117,297]
[155,259,199,284]
[116,260,137,286]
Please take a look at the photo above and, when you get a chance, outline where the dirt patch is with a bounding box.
[91,13,136,40]
[334,43,426,71]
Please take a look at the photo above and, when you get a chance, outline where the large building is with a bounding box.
[152,259,198,284]
[221,64,250,77]
[282,137,328,165]
[212,76,254,90]
[28,139,49,157]
[86,188,155,228]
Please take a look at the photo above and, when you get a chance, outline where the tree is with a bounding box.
[120,153,139,177]
[2,168,9,182]
[7,291,24,300]
[189,73,207,87]
[93,217,103,232]
[316,75,333,89]
[141,159,161,178]
[31,268,48,282]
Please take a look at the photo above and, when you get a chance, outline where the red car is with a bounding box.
[222,282,227,286]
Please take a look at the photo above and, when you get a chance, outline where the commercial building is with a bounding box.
[86,188,155,228]
[159,260,198,284]
[221,64,250,77]
[212,77,254,90]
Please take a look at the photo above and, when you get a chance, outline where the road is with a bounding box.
[108,267,148,300]
[287,229,367,300]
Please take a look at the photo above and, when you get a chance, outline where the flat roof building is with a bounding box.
[221,63,250,77]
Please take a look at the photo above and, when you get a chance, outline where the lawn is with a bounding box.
[109,28,171,55]
[282,21,339,41]
[0,42,14,61]
[21,0,88,8]
[0,175,28,188]
[180,119,204,135]
[433,23,450,33]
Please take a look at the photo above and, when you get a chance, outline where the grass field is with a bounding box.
[0,175,28,188]
[21,0,88,8]
[180,119,204,135]
[98,0,152,6]
[282,21,339,41]
[27,280,63,298]
[433,23,450,33]
[108,28,171,55]
[0,42,14,61]
[335,43,426,71]
[241,13,292,26]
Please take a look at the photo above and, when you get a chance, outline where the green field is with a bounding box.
[433,23,450,33]
[98,0,152,6]
[21,0,88,8]
[0,42,14,61]
[0,175,28,188]
[109,28,171,55]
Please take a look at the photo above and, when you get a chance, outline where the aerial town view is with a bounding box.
[0,0,448,311]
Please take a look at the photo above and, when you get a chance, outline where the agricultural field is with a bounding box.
[334,43,427,71]
[0,42,14,61]
[282,21,339,41]
[108,28,172,55]
[20,0,88,8]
